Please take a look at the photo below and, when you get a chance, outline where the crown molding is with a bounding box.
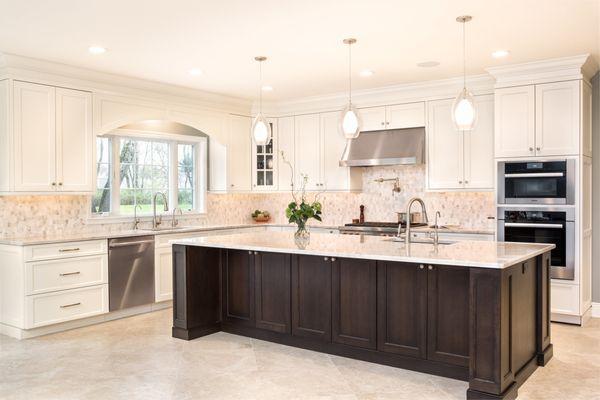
[254,74,495,117]
[486,54,598,88]
[0,52,252,115]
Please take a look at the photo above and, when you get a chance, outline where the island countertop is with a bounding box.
[171,231,554,269]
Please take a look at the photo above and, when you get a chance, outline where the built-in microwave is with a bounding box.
[497,159,575,205]
[497,207,575,280]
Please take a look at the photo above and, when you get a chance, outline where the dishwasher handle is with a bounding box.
[109,239,155,249]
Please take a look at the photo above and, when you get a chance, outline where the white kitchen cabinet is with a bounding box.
[10,81,93,193]
[320,111,361,191]
[427,95,494,190]
[277,116,295,191]
[464,95,495,189]
[155,246,173,303]
[294,114,321,191]
[13,81,57,192]
[359,103,425,131]
[56,88,93,191]
[494,85,535,158]
[535,81,580,156]
[227,114,251,191]
[252,119,277,190]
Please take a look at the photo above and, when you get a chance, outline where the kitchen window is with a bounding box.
[91,134,206,217]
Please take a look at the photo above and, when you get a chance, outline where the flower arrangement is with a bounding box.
[281,151,323,241]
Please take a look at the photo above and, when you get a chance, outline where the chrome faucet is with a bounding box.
[152,192,169,229]
[400,197,429,246]
[171,207,183,228]
[433,211,441,246]
[133,204,142,230]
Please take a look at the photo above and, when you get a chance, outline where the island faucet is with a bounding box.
[153,192,169,229]
[400,197,429,245]
[433,211,441,246]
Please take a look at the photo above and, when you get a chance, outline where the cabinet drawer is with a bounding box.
[25,239,107,261]
[25,254,108,295]
[26,284,108,328]
[551,281,580,316]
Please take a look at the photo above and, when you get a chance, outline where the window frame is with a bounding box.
[90,129,207,219]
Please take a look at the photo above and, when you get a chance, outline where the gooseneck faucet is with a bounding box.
[400,197,429,246]
[133,204,142,230]
[172,207,183,228]
[153,192,169,229]
[433,211,441,246]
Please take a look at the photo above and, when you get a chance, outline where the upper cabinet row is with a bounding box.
[494,80,591,158]
[360,102,426,131]
[0,80,93,193]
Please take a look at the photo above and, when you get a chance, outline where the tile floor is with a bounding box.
[0,309,598,400]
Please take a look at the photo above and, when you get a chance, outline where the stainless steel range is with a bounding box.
[339,221,428,236]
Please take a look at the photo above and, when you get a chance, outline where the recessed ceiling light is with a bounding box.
[188,68,203,76]
[360,69,374,77]
[492,49,510,58]
[261,85,273,92]
[417,61,440,68]
[88,46,107,55]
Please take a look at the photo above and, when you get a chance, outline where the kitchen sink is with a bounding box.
[385,237,456,245]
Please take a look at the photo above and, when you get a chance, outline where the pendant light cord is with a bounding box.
[259,60,263,113]
[462,20,466,90]
[348,42,352,104]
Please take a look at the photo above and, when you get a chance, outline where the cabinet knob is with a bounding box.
[529,147,534,152]
[428,265,433,270]
[51,182,56,186]
[254,251,259,255]
[458,180,463,184]
[536,147,541,151]
[331,257,336,262]
[381,122,385,126]
[419,264,424,270]
[248,251,253,254]
[58,182,63,186]
[385,122,390,125]
[464,180,469,184]
[324,257,329,261]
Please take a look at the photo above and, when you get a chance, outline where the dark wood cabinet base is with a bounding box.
[172,245,553,400]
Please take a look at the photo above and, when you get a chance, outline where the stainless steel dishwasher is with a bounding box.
[108,235,155,311]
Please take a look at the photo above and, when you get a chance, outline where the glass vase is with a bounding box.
[294,221,310,249]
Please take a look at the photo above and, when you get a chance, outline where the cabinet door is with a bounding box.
[377,262,427,358]
[254,251,291,333]
[13,81,56,192]
[277,116,295,192]
[332,258,377,349]
[294,114,321,190]
[427,98,464,190]
[227,115,251,191]
[427,264,470,367]
[464,95,494,189]
[291,255,332,341]
[320,111,350,190]
[535,81,580,156]
[386,102,425,129]
[494,85,535,158]
[359,106,386,131]
[155,246,173,302]
[56,88,93,192]
[252,120,277,190]
[223,249,254,326]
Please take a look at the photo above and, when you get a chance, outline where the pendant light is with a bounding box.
[339,38,362,139]
[452,16,477,131]
[252,56,271,145]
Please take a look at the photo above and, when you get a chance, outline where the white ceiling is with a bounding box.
[0,0,598,101]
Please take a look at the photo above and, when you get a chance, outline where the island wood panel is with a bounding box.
[332,258,377,349]
[254,251,291,333]
[291,255,332,341]
[172,245,221,340]
[223,249,255,326]
[536,252,552,365]
[377,261,427,358]
[427,264,470,367]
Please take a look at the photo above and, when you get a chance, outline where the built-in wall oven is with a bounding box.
[497,159,575,205]
[497,207,575,280]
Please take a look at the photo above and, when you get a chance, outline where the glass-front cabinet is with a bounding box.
[252,120,278,190]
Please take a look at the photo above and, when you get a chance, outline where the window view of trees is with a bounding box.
[91,137,198,215]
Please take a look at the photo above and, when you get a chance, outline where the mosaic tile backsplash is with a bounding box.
[0,165,495,238]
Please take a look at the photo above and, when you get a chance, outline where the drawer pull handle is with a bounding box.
[60,302,81,309]
[59,271,81,277]
[59,248,80,253]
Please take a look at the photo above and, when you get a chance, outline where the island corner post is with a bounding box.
[171,244,553,400]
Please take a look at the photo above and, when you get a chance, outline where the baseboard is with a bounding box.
[550,312,582,325]
[592,302,600,318]
[1,301,172,340]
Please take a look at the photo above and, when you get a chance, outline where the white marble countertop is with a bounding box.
[0,223,494,246]
[171,231,553,269]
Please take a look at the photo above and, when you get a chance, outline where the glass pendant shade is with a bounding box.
[452,88,477,131]
[252,114,271,145]
[340,103,361,139]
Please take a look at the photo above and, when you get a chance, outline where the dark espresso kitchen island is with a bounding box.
[170,232,554,400]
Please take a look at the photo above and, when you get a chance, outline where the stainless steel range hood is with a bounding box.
[339,127,425,167]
